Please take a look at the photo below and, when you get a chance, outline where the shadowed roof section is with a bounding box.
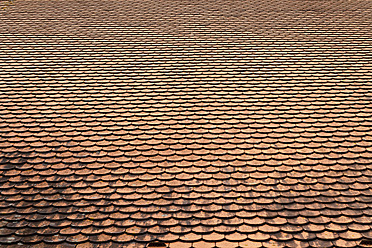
[1,0,372,247]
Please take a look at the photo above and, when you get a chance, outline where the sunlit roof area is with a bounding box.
[0,0,372,247]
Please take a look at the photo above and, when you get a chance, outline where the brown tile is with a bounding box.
[248,231,271,241]
[168,242,191,248]
[203,232,224,242]
[239,240,262,248]
[192,241,215,248]
[225,232,248,242]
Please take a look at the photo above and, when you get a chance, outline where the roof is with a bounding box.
[1,0,372,247]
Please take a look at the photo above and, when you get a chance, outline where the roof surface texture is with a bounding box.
[1,0,372,247]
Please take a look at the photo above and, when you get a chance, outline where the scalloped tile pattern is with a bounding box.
[0,0,372,247]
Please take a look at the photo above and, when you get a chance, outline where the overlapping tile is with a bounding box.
[0,0,372,247]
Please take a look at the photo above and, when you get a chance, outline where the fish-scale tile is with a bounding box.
[1,0,372,247]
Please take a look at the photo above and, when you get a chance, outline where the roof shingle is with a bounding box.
[1,0,372,247]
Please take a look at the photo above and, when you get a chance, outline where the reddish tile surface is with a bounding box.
[0,0,372,247]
